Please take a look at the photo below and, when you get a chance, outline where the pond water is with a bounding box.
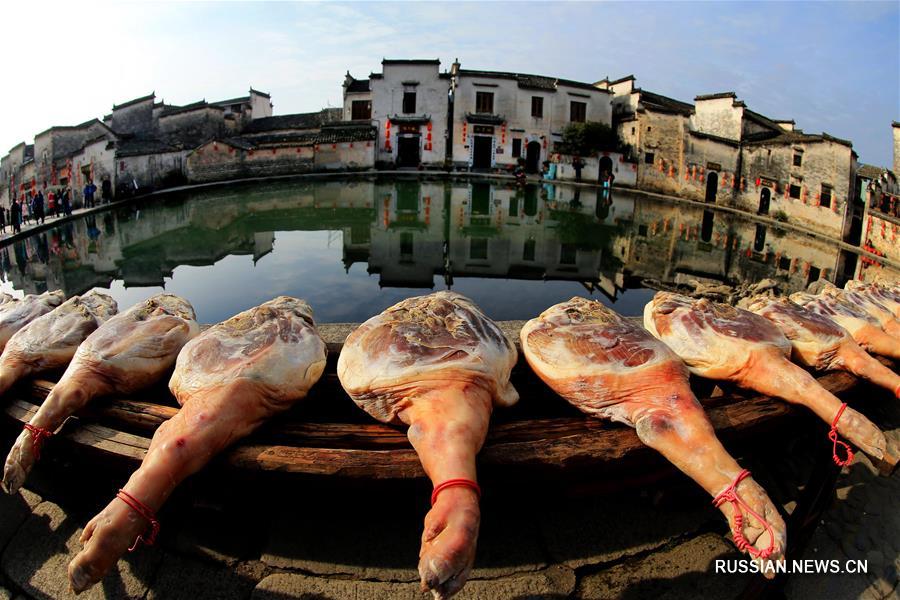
[0,178,893,324]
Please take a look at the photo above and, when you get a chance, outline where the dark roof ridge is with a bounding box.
[113,92,156,111]
[694,92,737,101]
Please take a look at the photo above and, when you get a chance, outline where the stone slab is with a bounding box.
[0,489,41,553]
[147,553,257,600]
[576,533,746,600]
[253,566,576,600]
[252,573,421,600]
[538,492,716,569]
[1,500,162,600]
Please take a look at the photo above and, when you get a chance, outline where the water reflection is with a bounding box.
[0,179,892,324]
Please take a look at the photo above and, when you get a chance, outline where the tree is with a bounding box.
[558,122,619,156]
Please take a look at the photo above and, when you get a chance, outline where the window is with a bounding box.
[808,266,821,285]
[351,100,371,120]
[560,244,577,265]
[820,184,832,208]
[570,101,586,123]
[512,139,522,158]
[647,126,652,132]
[531,96,543,118]
[475,91,494,114]
[644,152,655,165]
[402,92,416,114]
[631,127,636,135]
[470,238,488,260]
[789,184,801,199]
[638,224,648,237]
[779,256,791,270]
[793,152,803,167]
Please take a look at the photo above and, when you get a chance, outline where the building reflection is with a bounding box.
[0,179,851,301]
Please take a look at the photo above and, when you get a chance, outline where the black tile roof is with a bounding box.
[458,69,604,93]
[639,90,693,116]
[857,163,887,180]
[160,101,223,117]
[383,59,440,65]
[241,110,340,134]
[112,93,155,111]
[694,92,737,101]
[115,136,180,157]
[346,78,370,93]
[743,129,853,148]
[249,88,271,99]
[316,123,377,144]
[212,96,250,107]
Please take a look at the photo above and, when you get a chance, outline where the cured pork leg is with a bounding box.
[0,290,118,396]
[0,290,65,351]
[845,280,900,320]
[338,291,517,599]
[819,282,900,338]
[748,296,900,399]
[645,292,896,471]
[791,292,900,360]
[2,294,199,494]
[68,296,327,593]
[521,298,785,571]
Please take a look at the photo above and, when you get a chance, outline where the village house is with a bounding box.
[450,64,613,173]
[852,122,900,281]
[343,59,451,169]
[598,77,860,242]
[185,109,375,183]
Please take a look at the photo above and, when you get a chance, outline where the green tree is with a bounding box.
[558,122,620,156]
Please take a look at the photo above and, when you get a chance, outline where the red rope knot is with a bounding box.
[431,478,481,506]
[115,490,160,552]
[828,403,855,467]
[23,424,53,460]
[712,469,776,560]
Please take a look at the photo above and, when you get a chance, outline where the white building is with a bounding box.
[450,65,613,172]
[344,59,451,169]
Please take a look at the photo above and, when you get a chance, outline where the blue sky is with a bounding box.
[2,1,897,166]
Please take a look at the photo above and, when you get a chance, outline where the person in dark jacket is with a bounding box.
[11,200,21,234]
[33,191,45,225]
[62,188,72,217]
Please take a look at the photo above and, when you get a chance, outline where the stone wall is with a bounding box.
[186,142,315,183]
[159,107,227,147]
[118,150,186,192]
[692,96,742,140]
[110,97,155,135]
[551,152,636,186]
[859,210,900,281]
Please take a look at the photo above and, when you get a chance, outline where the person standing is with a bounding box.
[0,204,6,234]
[62,187,72,217]
[48,189,57,218]
[11,200,21,234]
[34,190,45,225]
[83,180,95,208]
[101,177,112,204]
[572,156,584,182]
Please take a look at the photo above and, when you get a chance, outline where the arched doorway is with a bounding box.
[705,172,718,204]
[758,187,771,215]
[525,141,542,174]
[598,156,613,184]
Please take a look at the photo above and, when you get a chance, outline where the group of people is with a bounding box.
[0,185,78,235]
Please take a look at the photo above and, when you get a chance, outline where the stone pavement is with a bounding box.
[0,382,897,599]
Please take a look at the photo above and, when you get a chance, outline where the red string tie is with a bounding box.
[712,469,776,560]
[115,490,160,552]
[23,424,53,460]
[431,478,481,506]
[828,403,855,467]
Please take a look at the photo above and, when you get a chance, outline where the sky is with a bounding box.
[1,1,897,166]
